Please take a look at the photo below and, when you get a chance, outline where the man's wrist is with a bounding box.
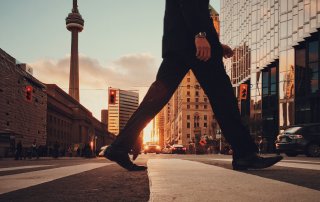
[195,32,207,39]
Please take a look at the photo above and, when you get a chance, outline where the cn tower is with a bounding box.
[66,0,84,101]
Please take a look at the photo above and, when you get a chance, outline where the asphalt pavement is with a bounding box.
[0,154,319,202]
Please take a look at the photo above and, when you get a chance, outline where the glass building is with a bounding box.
[221,0,320,151]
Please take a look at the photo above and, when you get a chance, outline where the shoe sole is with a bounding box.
[104,148,147,171]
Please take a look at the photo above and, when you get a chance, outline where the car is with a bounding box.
[144,144,161,154]
[171,144,187,154]
[98,145,109,157]
[275,123,320,157]
[162,146,172,154]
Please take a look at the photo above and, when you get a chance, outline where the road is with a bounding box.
[0,154,319,202]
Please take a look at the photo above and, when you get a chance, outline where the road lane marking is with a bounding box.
[0,163,113,194]
[212,159,320,170]
[148,159,320,202]
[281,159,320,164]
[0,165,54,172]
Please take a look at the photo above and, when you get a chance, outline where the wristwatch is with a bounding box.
[195,32,207,38]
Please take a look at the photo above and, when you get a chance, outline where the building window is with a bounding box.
[195,105,199,109]
[204,105,207,109]
[204,98,208,102]
[187,122,190,128]
[187,105,190,109]
[187,78,190,82]
[187,98,190,102]
[187,91,190,96]
[187,115,190,120]
[295,36,320,124]
[187,134,190,138]
[204,115,207,120]
[187,85,190,89]
[195,98,199,102]
[195,91,199,97]
[204,122,207,127]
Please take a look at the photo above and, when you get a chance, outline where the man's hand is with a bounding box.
[195,37,211,62]
[222,44,234,59]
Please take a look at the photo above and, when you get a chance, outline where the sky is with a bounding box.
[0,0,220,121]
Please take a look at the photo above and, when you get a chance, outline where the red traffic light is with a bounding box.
[26,85,33,101]
[109,89,116,104]
[239,84,248,100]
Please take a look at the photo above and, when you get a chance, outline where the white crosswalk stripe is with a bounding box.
[148,159,320,202]
[212,159,320,171]
[0,165,54,172]
[0,163,113,194]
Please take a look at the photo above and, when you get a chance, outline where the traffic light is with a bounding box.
[26,85,33,101]
[109,89,116,104]
[239,84,248,100]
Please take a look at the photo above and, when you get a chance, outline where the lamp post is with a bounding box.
[216,129,222,154]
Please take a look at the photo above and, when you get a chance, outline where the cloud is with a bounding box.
[32,53,157,89]
[30,53,158,119]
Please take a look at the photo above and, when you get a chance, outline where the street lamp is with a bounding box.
[216,129,222,154]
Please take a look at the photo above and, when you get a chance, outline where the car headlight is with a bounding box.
[156,146,161,150]
[144,146,149,150]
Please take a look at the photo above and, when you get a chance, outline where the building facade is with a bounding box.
[162,70,218,148]
[46,84,114,155]
[221,0,320,151]
[101,109,108,126]
[108,88,139,135]
[0,49,47,157]
[153,109,165,147]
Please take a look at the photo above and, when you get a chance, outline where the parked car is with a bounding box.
[275,123,320,157]
[171,144,187,154]
[144,144,161,154]
[98,145,109,157]
[162,146,172,154]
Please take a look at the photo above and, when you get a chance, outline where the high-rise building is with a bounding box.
[108,88,139,135]
[66,0,84,102]
[209,5,220,36]
[162,70,218,148]
[152,109,164,146]
[221,0,320,151]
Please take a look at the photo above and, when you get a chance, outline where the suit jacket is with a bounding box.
[162,0,222,58]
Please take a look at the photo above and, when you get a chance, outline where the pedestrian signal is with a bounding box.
[109,89,116,104]
[26,85,33,101]
[239,84,248,100]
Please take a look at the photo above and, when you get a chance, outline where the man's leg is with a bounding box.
[111,55,190,152]
[190,58,257,158]
[190,56,282,170]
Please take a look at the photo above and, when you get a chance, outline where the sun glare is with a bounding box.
[143,121,153,144]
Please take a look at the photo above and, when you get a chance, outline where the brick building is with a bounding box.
[0,49,47,157]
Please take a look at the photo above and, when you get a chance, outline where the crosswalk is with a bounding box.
[0,158,319,201]
[148,159,320,202]
[0,163,113,194]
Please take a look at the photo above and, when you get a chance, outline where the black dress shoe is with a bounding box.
[232,154,283,170]
[104,146,147,171]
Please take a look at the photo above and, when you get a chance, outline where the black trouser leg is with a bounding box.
[112,56,189,152]
[190,58,258,158]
